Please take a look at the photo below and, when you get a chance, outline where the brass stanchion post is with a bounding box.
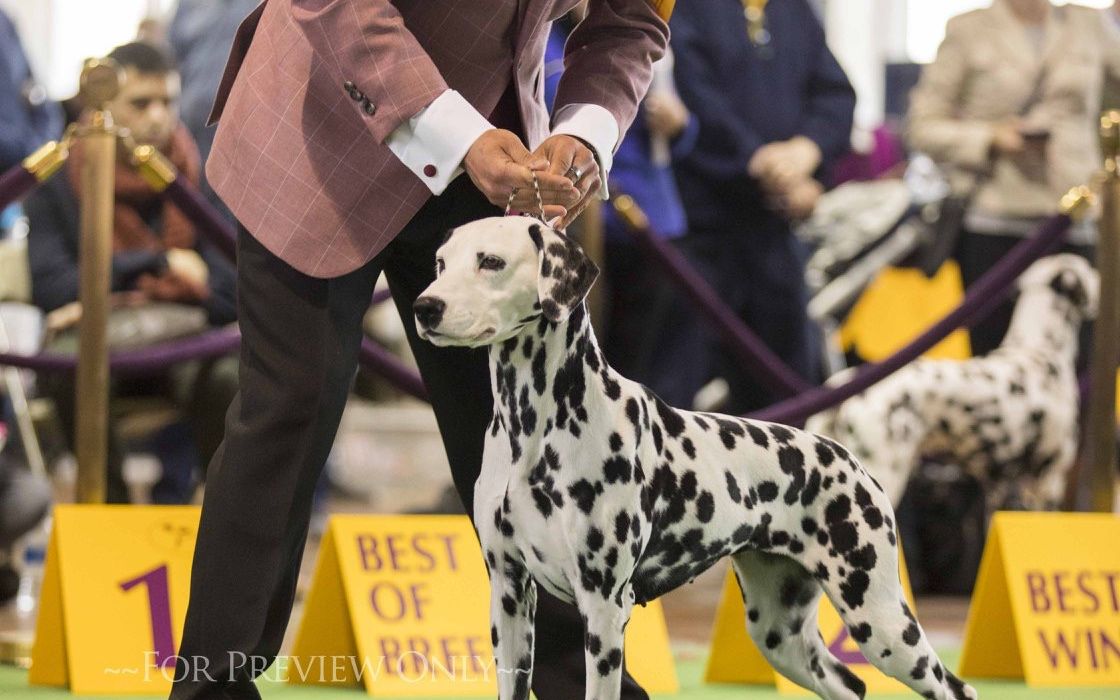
[74,59,122,504]
[1084,111,1120,512]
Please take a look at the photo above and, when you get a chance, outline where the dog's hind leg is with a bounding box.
[731,550,867,700]
[812,525,977,700]
[486,547,537,700]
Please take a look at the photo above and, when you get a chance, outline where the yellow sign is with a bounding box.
[960,512,1120,687]
[289,514,678,696]
[705,552,915,694]
[840,262,971,362]
[649,0,675,21]
[29,504,199,694]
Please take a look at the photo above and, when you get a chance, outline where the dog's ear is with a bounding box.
[529,223,599,323]
[1049,264,1099,319]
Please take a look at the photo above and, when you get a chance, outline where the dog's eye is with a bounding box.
[436,258,446,275]
[479,255,506,272]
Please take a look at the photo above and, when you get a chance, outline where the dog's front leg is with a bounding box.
[489,549,537,700]
[578,586,634,700]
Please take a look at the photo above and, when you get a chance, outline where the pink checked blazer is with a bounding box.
[205,0,669,278]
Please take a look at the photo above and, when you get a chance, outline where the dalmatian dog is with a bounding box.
[413,217,976,700]
[807,254,1097,511]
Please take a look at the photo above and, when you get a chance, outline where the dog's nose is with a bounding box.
[413,296,446,329]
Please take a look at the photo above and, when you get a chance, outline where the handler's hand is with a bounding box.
[464,129,577,220]
[531,134,601,229]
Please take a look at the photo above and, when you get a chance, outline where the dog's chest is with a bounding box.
[502,481,584,602]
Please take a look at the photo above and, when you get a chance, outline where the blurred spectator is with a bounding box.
[168,0,259,174]
[908,0,1120,355]
[25,42,237,504]
[0,8,63,173]
[669,0,855,413]
[0,6,57,598]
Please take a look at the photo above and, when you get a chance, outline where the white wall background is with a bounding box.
[1,0,1115,129]
[0,0,175,99]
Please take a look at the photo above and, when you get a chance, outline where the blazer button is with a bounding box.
[343,80,355,92]
[349,88,363,101]
[362,99,376,116]
[423,164,437,178]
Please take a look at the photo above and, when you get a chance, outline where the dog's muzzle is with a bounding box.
[413,296,446,331]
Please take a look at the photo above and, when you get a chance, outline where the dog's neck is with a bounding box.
[488,303,614,464]
[999,289,1082,362]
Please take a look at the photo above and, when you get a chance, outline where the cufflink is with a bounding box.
[423,164,437,178]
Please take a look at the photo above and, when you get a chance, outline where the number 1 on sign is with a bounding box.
[119,564,176,669]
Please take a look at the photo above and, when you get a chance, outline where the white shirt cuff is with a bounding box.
[552,103,619,199]
[385,89,493,195]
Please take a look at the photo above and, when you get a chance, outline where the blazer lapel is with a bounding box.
[515,0,551,64]
[988,0,1042,74]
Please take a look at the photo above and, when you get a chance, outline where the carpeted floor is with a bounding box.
[2,649,1116,700]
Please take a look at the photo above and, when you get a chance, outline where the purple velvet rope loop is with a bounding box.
[622,218,814,397]
[748,214,1073,426]
[164,175,238,262]
[0,327,430,400]
[0,326,241,377]
[360,338,429,401]
[0,163,38,212]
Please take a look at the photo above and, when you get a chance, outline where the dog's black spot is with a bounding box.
[757,481,779,502]
[815,439,836,466]
[849,623,872,643]
[833,662,867,699]
[568,479,598,513]
[847,543,878,572]
[765,631,782,649]
[655,397,686,438]
[747,608,760,623]
[586,527,605,552]
[681,437,696,459]
[746,423,769,448]
[840,570,870,609]
[725,471,742,503]
[696,491,715,523]
[603,455,632,484]
[911,655,929,680]
[769,425,795,443]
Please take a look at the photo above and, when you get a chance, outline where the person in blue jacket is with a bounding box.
[0,8,63,230]
[669,0,855,412]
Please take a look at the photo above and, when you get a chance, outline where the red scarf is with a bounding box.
[66,124,201,254]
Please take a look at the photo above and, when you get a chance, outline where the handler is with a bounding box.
[168,2,668,699]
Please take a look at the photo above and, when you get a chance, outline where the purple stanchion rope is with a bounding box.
[0,326,430,400]
[0,326,241,377]
[748,213,1073,426]
[359,338,429,401]
[0,163,38,211]
[623,217,813,398]
[164,175,238,262]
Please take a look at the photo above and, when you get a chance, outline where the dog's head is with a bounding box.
[1016,254,1099,320]
[413,216,599,347]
